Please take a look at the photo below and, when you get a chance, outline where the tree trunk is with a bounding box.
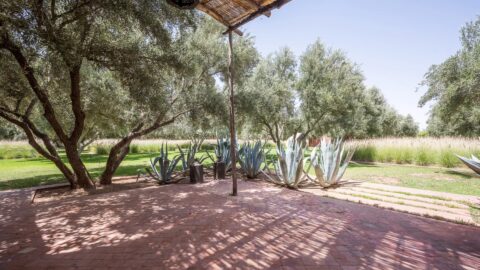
[51,157,78,189]
[99,139,132,185]
[227,31,238,196]
[64,143,95,189]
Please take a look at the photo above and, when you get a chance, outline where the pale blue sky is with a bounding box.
[241,0,480,129]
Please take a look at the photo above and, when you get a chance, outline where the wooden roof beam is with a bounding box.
[232,0,272,17]
[197,3,244,36]
[223,0,290,35]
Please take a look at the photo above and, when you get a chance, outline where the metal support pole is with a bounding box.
[227,31,238,196]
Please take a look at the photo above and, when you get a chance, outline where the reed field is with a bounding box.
[1,137,479,168]
[349,137,480,167]
[0,141,40,159]
[90,139,219,155]
[90,139,277,155]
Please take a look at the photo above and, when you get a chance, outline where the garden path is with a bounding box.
[1,179,480,269]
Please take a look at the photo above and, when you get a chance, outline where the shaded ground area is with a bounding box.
[1,179,480,269]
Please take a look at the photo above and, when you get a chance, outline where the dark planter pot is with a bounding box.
[190,162,204,183]
[214,161,226,180]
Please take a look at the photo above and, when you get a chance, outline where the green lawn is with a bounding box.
[344,163,480,196]
[0,151,213,190]
[0,153,479,196]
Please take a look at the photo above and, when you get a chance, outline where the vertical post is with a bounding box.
[227,31,238,196]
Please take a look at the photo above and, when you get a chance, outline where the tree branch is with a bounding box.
[1,32,68,143]
[0,108,54,160]
[69,65,85,142]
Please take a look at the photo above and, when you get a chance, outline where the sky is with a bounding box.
[241,0,480,129]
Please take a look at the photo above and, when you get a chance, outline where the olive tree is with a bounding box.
[237,47,297,147]
[297,40,369,138]
[419,16,480,137]
[0,0,205,189]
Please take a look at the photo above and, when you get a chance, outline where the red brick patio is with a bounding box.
[1,179,480,270]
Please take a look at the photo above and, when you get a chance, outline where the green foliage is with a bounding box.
[415,148,434,166]
[148,144,181,184]
[352,145,376,162]
[177,138,207,172]
[207,137,234,170]
[0,3,260,185]
[237,47,297,143]
[351,137,479,167]
[297,41,419,138]
[297,40,369,137]
[307,138,354,187]
[238,141,267,178]
[129,144,140,154]
[396,148,414,164]
[397,115,419,137]
[439,150,459,168]
[0,144,39,159]
[419,16,480,137]
[0,120,23,140]
[269,134,307,189]
[94,144,112,155]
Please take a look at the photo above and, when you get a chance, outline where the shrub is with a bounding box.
[352,145,376,162]
[0,144,39,159]
[130,144,140,154]
[439,150,459,168]
[395,148,414,164]
[95,144,111,155]
[415,147,434,166]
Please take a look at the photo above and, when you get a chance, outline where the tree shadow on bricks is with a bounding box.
[1,180,480,269]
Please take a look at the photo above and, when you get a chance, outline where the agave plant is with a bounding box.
[207,136,235,170]
[147,143,182,184]
[238,141,267,178]
[266,133,307,189]
[456,154,480,175]
[306,138,354,188]
[178,138,208,173]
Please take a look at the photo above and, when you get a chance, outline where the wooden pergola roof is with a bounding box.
[196,0,290,35]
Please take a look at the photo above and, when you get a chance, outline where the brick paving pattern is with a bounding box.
[1,179,479,269]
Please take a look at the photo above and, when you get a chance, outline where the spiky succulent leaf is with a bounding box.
[272,134,306,188]
[310,138,354,188]
[177,138,205,172]
[149,143,181,184]
[456,155,480,175]
[238,141,266,178]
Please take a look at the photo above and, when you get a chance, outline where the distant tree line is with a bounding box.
[236,42,419,146]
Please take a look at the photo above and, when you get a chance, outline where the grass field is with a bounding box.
[344,163,480,196]
[350,137,480,167]
[1,150,479,196]
[0,150,215,190]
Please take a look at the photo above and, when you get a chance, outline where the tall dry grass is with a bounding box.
[0,140,40,159]
[348,137,480,167]
[1,137,478,168]
[89,139,220,155]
